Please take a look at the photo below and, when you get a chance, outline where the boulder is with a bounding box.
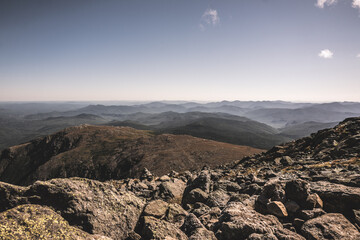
[261,181,286,202]
[192,202,211,217]
[157,179,186,202]
[214,202,305,240]
[301,213,360,240]
[182,188,209,205]
[188,170,211,193]
[144,199,169,218]
[206,189,230,208]
[139,216,188,240]
[181,213,216,240]
[165,203,188,227]
[285,179,310,204]
[188,228,217,240]
[0,204,110,240]
[247,233,277,240]
[0,178,145,240]
[310,181,360,217]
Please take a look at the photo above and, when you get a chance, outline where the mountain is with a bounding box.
[245,107,359,128]
[0,114,108,151]
[106,112,290,149]
[0,125,263,185]
[157,117,289,149]
[279,121,338,139]
[310,102,360,113]
[0,110,290,152]
[0,118,359,239]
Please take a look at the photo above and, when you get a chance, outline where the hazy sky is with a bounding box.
[1,0,360,102]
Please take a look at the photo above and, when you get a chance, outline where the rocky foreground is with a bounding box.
[0,117,360,239]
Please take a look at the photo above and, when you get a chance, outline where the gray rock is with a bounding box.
[139,216,188,240]
[206,189,230,208]
[181,213,216,240]
[0,178,145,240]
[144,199,169,218]
[214,202,305,240]
[157,178,186,202]
[285,179,310,204]
[247,233,277,240]
[310,181,360,217]
[261,181,286,202]
[301,213,360,240]
[182,188,209,205]
[165,203,188,227]
[190,170,211,193]
[298,208,326,221]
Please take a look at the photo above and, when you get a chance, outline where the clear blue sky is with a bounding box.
[1,0,360,102]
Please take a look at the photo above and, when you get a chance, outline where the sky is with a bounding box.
[1,0,360,102]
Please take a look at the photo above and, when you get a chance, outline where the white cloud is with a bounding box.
[200,9,219,30]
[357,53,360,58]
[318,49,334,59]
[316,0,337,8]
[353,0,360,9]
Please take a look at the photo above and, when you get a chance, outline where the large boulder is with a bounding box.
[301,213,360,240]
[0,204,110,240]
[157,178,186,203]
[310,181,360,217]
[285,179,310,205]
[0,178,145,240]
[214,202,305,240]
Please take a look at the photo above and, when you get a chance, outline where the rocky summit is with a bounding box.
[0,117,359,239]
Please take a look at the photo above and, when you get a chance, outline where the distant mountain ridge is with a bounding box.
[1,100,360,151]
[22,101,360,128]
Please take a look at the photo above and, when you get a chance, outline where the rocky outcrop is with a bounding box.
[0,204,111,240]
[0,178,145,240]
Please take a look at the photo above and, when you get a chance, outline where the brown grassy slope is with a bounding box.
[0,125,263,185]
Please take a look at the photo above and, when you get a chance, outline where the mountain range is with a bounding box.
[1,101,360,151]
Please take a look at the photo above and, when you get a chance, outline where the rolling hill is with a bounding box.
[0,125,263,185]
